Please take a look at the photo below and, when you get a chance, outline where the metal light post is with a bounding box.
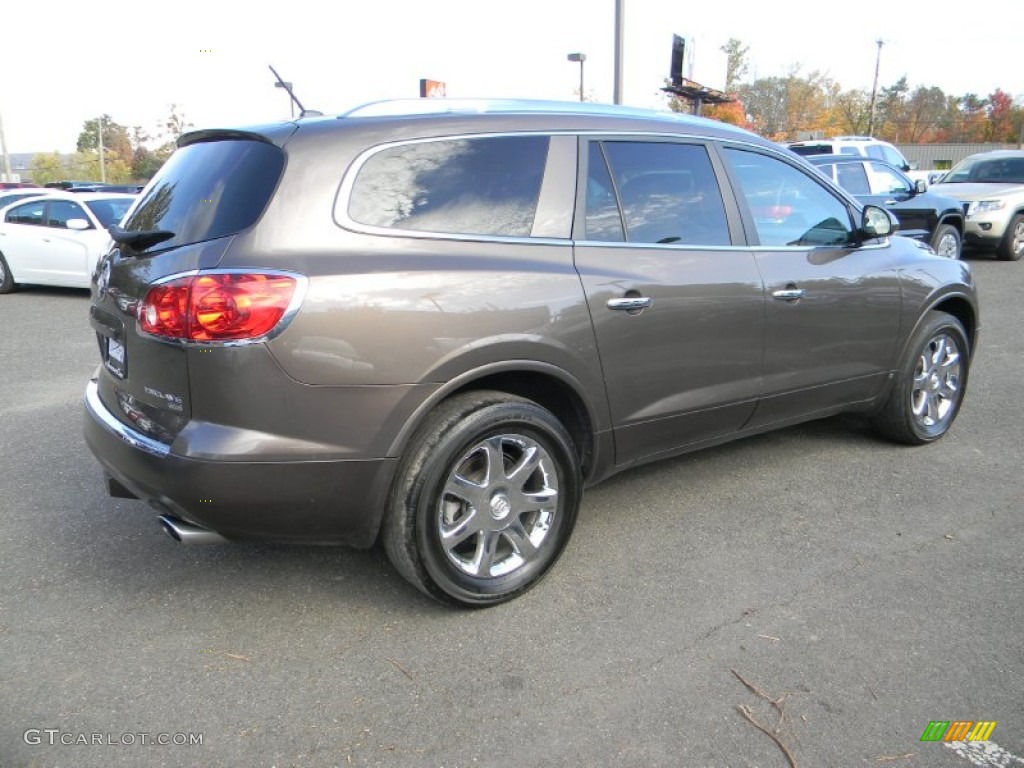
[613,0,625,104]
[567,53,587,102]
[97,115,106,183]
[275,80,295,118]
[867,39,884,136]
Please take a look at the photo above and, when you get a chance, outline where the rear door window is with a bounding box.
[5,200,45,226]
[120,138,285,253]
[835,162,871,195]
[586,140,731,246]
[346,135,549,237]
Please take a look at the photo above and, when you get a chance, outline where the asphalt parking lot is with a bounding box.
[1,254,1021,768]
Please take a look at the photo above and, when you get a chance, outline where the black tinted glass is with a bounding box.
[584,143,624,242]
[122,139,284,251]
[601,141,731,246]
[46,200,88,228]
[835,163,870,195]
[6,200,45,225]
[85,198,135,229]
[348,136,549,237]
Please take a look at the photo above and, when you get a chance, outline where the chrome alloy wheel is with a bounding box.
[1012,219,1024,258]
[911,333,962,428]
[437,434,558,578]
[935,230,960,258]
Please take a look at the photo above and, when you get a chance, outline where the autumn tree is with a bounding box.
[28,152,64,186]
[721,38,750,93]
[987,89,1018,142]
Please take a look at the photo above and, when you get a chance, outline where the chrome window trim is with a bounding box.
[135,268,309,348]
[85,379,170,457]
[335,129,780,245]
[573,240,749,252]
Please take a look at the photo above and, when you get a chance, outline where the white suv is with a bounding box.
[787,136,911,172]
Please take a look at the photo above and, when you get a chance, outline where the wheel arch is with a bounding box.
[928,294,977,358]
[937,213,964,234]
[387,361,606,483]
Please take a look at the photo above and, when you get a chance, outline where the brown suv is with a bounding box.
[84,99,979,606]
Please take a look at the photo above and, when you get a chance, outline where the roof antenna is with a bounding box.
[268,65,322,118]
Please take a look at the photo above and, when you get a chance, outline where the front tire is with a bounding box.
[931,223,961,259]
[383,391,582,607]
[0,253,17,294]
[872,311,969,444]
[996,213,1023,261]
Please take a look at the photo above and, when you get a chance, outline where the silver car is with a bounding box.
[931,149,1024,261]
[83,99,979,606]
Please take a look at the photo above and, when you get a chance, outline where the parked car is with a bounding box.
[805,154,964,258]
[83,99,978,606]
[98,184,146,194]
[0,188,50,210]
[930,150,1024,261]
[44,180,108,191]
[0,191,136,292]
[786,136,911,171]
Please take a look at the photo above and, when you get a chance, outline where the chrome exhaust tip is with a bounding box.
[158,515,227,545]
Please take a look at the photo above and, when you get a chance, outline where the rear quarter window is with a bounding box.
[345,135,549,237]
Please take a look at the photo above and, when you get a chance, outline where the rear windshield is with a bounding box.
[788,144,834,156]
[121,138,284,252]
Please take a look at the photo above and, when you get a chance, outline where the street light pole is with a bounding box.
[613,0,625,104]
[567,53,587,102]
[0,111,13,183]
[97,115,106,183]
[867,39,884,136]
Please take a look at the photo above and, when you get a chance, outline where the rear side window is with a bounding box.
[591,140,731,246]
[347,136,549,237]
[121,139,284,252]
[5,200,45,225]
[834,162,871,195]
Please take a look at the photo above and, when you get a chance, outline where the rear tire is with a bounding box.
[931,223,961,259]
[382,390,582,607]
[0,253,17,294]
[872,311,969,445]
[996,213,1023,261]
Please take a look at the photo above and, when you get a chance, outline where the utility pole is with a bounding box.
[867,39,883,136]
[97,116,106,183]
[613,0,625,104]
[0,111,13,182]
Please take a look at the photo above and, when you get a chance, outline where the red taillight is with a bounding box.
[138,273,298,341]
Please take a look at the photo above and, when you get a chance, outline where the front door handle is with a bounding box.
[607,297,653,311]
[772,288,806,302]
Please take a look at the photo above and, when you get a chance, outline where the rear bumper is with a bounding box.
[84,379,396,547]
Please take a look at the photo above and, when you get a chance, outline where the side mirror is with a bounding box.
[914,179,927,194]
[66,218,91,231]
[861,204,897,238]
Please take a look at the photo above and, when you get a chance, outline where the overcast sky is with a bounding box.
[2,0,1021,155]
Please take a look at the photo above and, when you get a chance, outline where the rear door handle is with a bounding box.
[772,288,806,301]
[607,297,653,311]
